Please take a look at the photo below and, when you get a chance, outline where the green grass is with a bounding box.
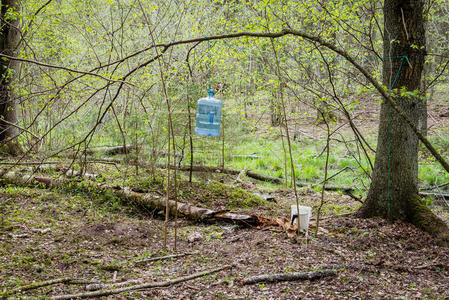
[419,163,449,187]
[195,135,373,189]
[176,128,449,195]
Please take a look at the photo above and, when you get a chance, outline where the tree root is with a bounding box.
[408,195,449,246]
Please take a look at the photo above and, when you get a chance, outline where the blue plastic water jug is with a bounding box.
[195,89,222,136]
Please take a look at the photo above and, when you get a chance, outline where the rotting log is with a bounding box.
[0,172,259,227]
[0,171,326,238]
[231,154,264,159]
[95,145,130,156]
[242,270,337,285]
[246,170,283,184]
[119,188,259,226]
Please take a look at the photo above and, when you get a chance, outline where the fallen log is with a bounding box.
[0,172,259,227]
[125,189,259,226]
[155,163,240,175]
[85,158,239,175]
[65,169,99,179]
[96,145,130,155]
[418,191,449,200]
[242,270,337,285]
[86,252,198,291]
[76,145,133,155]
[231,154,264,159]
[85,279,143,292]
[419,182,449,191]
[417,192,449,209]
[246,170,283,184]
[414,263,449,270]
[132,160,357,191]
[82,145,183,158]
[1,171,315,241]
[0,278,97,298]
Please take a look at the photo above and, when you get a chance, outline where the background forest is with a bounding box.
[1,0,449,298]
[3,0,449,189]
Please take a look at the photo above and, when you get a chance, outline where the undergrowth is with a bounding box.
[183,131,449,194]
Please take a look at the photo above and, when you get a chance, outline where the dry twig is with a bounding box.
[135,252,196,264]
[242,270,337,285]
[52,265,232,299]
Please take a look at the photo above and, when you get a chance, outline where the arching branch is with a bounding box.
[130,29,449,174]
[3,28,448,174]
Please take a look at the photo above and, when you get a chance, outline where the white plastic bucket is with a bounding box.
[291,205,312,231]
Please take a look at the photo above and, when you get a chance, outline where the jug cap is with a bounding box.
[208,89,214,97]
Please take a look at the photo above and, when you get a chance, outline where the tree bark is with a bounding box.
[359,0,448,239]
[242,270,337,285]
[0,0,21,155]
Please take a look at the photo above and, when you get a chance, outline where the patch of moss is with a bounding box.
[408,195,449,245]
[106,237,123,245]
[203,181,267,210]
[125,174,165,192]
[100,261,123,272]
[38,192,61,202]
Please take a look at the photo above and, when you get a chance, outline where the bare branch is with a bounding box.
[51,265,232,299]
[0,53,135,86]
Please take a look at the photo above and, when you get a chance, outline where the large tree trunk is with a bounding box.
[0,0,22,155]
[359,0,448,240]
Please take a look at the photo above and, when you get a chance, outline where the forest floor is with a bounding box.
[1,94,449,299]
[0,174,448,299]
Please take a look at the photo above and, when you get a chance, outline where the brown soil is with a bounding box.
[1,182,448,299]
